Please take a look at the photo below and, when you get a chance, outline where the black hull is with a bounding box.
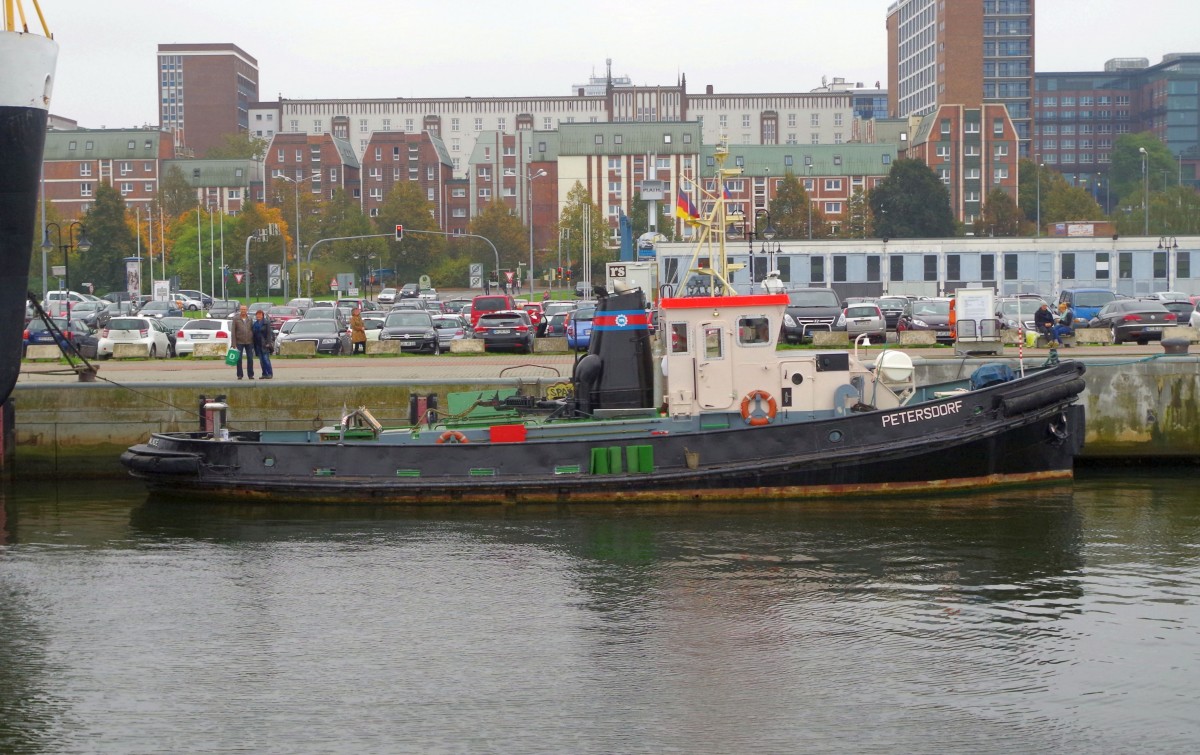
[0,103,48,404]
[122,362,1088,505]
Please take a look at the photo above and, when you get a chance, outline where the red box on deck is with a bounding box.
[489,424,527,443]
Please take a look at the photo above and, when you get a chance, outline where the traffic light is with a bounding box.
[565,269,572,282]
[394,224,404,241]
[556,267,563,280]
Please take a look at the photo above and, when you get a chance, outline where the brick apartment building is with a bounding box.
[906,104,1021,226]
[158,43,259,158]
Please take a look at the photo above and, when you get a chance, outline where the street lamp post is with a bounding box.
[41,221,91,320]
[276,173,320,301]
[1035,156,1042,237]
[1139,147,1149,236]
[526,169,546,297]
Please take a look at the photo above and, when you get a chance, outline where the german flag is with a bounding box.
[675,189,699,224]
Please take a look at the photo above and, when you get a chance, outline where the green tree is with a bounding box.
[205,132,268,160]
[869,158,956,238]
[768,172,826,239]
[1044,184,1104,224]
[1110,132,1175,207]
[377,182,446,283]
[975,188,1025,237]
[30,200,66,288]
[554,182,612,282]
[315,188,385,288]
[158,164,195,219]
[77,182,136,293]
[629,190,648,238]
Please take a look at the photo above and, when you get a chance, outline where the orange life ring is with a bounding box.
[436,430,469,444]
[740,390,778,426]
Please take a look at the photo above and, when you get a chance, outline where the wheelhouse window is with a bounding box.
[737,316,771,346]
[669,323,689,353]
[703,326,723,359]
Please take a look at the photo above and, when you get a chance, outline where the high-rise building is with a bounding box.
[887,0,1034,156]
[1035,54,1200,199]
[157,43,258,158]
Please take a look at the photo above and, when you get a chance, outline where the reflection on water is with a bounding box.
[2,473,1198,753]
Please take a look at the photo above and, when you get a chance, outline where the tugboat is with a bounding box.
[1,2,57,404]
[121,145,1087,505]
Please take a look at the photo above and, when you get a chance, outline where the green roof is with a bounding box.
[162,159,258,187]
[43,129,167,160]
[701,143,897,177]
[557,122,703,156]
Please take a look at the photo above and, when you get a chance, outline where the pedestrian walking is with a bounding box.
[252,309,275,378]
[350,307,367,354]
[231,305,255,379]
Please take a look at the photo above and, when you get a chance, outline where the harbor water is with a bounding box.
[2,470,1198,754]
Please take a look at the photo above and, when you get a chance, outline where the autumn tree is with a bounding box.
[975,188,1025,237]
[768,171,826,239]
[842,189,871,239]
[159,164,195,218]
[469,201,529,285]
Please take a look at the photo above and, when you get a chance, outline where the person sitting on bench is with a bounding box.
[1051,302,1075,346]
[1034,303,1055,341]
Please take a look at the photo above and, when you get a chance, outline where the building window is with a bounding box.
[890,255,903,282]
[833,255,847,282]
[595,134,604,144]
[824,179,842,191]
[479,188,491,198]
[1062,253,1075,280]
[947,254,961,280]
[79,163,92,177]
[664,133,672,144]
[1004,253,1018,280]
[867,255,880,282]
[80,183,93,197]
[811,256,824,283]
[923,255,937,281]
[811,113,820,127]
[120,183,133,195]
[824,202,841,214]
[474,118,483,131]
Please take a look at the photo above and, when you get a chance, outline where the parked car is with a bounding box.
[565,305,595,349]
[104,300,138,317]
[474,310,535,353]
[175,318,232,356]
[68,299,111,329]
[833,303,887,342]
[285,297,314,315]
[277,319,352,355]
[379,310,440,354]
[574,280,593,298]
[169,292,205,312]
[390,299,432,312]
[469,294,516,331]
[1088,299,1176,344]
[267,306,303,332]
[521,302,545,332]
[160,316,190,339]
[174,290,212,308]
[443,298,471,314]
[358,314,387,343]
[898,298,954,343]
[376,287,399,305]
[98,316,174,358]
[541,311,570,338]
[995,296,1048,332]
[273,319,300,352]
[418,287,438,301]
[247,302,273,318]
[207,300,240,319]
[137,300,183,319]
[431,314,467,348]
[301,305,348,330]
[23,317,99,358]
[782,287,842,344]
[1057,288,1119,324]
[399,283,420,299]
[1145,292,1194,323]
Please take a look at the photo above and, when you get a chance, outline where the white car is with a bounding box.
[377,288,399,305]
[171,292,205,311]
[98,316,173,358]
[1190,302,1200,330]
[175,318,233,356]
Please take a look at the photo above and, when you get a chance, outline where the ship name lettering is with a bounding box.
[881,399,963,427]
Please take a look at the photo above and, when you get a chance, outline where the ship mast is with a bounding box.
[4,1,52,36]
[681,137,744,296]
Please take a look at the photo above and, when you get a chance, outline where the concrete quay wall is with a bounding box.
[6,356,1199,479]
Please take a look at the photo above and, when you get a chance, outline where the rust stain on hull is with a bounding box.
[149,469,1074,507]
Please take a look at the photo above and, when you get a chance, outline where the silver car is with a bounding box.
[834,303,887,342]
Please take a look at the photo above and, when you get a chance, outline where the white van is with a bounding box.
[44,290,93,305]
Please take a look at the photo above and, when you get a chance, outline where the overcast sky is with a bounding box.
[46,0,1200,128]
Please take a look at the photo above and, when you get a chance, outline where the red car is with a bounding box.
[267,306,303,332]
